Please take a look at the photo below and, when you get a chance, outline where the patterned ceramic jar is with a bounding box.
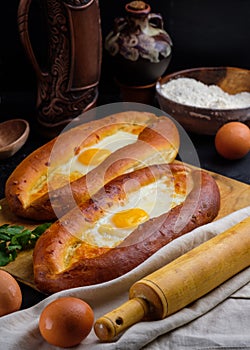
[105,1,172,86]
[18,0,102,137]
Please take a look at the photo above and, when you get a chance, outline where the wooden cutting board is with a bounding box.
[0,170,249,292]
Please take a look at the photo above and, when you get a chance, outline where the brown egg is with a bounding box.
[215,122,250,160]
[0,270,22,316]
[39,296,94,348]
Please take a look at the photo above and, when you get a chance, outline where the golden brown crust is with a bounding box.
[33,164,220,294]
[5,112,180,220]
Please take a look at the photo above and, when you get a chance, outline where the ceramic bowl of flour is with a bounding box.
[156,67,250,134]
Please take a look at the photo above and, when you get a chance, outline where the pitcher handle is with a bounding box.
[148,13,164,29]
[17,0,43,79]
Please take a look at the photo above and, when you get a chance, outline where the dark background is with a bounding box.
[1,0,250,117]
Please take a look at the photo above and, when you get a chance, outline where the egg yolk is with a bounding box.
[78,148,111,166]
[112,208,149,229]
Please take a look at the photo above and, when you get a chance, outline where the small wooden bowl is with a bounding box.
[0,119,30,159]
[156,67,250,135]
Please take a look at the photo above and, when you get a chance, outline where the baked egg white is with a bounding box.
[81,175,188,248]
[31,130,138,197]
[50,130,138,184]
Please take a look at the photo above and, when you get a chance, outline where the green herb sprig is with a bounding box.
[0,222,51,266]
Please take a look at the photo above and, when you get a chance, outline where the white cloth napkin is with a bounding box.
[0,207,250,350]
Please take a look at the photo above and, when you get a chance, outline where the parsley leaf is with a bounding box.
[0,222,51,266]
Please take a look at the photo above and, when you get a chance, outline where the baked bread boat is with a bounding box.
[5,111,180,221]
[33,163,220,294]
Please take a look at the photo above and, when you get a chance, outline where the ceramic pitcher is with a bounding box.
[105,1,172,86]
[18,0,102,136]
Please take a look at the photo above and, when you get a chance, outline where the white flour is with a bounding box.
[160,77,250,109]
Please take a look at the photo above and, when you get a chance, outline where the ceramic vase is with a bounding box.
[105,1,172,103]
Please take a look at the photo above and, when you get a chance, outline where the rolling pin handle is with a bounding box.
[94,297,149,341]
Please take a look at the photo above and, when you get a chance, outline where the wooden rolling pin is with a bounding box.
[94,216,250,341]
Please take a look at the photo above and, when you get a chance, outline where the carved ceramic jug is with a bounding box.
[105,1,172,86]
[18,0,102,135]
